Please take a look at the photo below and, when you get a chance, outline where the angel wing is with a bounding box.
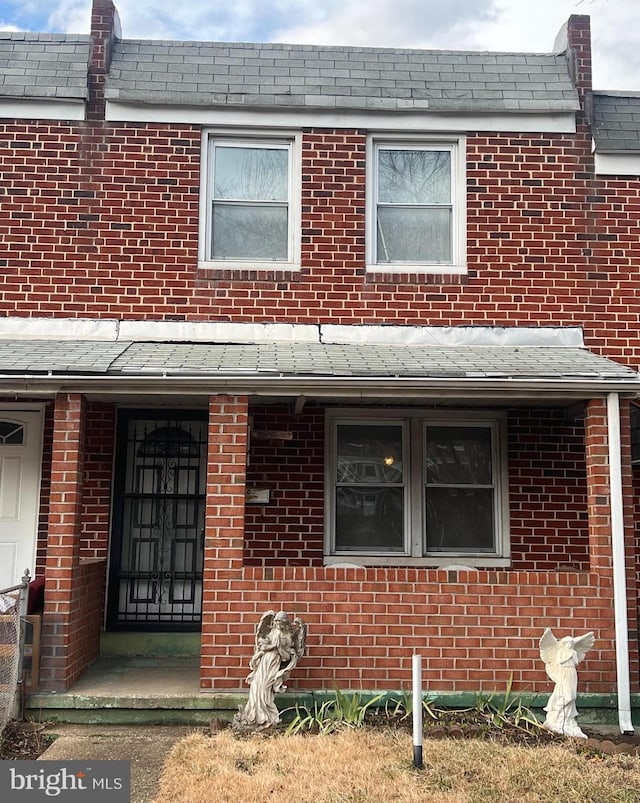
[573,631,595,664]
[539,628,564,683]
[292,617,307,661]
[255,610,276,648]
[539,628,557,666]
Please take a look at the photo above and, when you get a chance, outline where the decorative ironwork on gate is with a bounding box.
[108,412,207,630]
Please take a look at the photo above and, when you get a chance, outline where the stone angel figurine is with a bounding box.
[539,627,595,738]
[234,610,307,730]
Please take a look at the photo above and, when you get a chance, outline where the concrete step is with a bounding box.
[25,690,246,725]
[100,632,200,658]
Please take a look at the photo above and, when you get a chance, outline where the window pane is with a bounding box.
[214,146,288,201]
[212,203,288,260]
[336,487,404,551]
[377,206,451,263]
[378,149,451,204]
[0,422,24,444]
[336,424,403,484]
[425,426,492,485]
[425,488,494,551]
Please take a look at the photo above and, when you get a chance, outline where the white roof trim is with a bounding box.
[119,320,318,343]
[105,102,577,134]
[0,317,585,347]
[0,98,86,121]
[321,324,584,347]
[0,317,119,341]
[595,152,640,176]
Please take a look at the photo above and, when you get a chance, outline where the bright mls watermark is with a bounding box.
[0,760,130,801]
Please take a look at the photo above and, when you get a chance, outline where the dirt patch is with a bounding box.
[0,720,56,760]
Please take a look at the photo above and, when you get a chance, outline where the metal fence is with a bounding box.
[0,570,30,732]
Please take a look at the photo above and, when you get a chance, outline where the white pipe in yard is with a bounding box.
[412,654,423,768]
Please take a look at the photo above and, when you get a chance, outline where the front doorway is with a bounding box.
[0,410,43,587]
[107,411,207,631]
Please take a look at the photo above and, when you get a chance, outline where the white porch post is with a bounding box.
[606,391,634,734]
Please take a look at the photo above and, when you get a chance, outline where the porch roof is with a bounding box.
[0,339,637,399]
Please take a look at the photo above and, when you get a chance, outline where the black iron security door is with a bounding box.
[108,411,207,631]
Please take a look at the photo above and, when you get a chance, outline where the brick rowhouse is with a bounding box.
[1,0,639,717]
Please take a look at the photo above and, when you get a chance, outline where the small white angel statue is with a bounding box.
[539,627,595,738]
[234,610,307,730]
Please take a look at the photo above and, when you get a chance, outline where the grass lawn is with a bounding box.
[153,728,640,803]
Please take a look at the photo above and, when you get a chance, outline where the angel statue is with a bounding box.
[539,627,595,738]
[233,610,307,730]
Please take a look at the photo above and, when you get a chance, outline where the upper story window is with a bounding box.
[325,409,508,567]
[366,137,466,274]
[199,131,301,270]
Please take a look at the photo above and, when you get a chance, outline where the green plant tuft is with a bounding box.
[284,689,386,735]
[474,674,542,732]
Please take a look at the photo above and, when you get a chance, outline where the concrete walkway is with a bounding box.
[39,723,198,803]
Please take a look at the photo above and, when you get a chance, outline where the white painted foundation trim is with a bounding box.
[607,392,634,734]
[321,324,584,347]
[0,98,86,121]
[595,152,640,176]
[105,101,577,134]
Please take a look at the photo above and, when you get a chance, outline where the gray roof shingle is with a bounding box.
[0,340,634,383]
[0,33,90,100]
[103,40,579,113]
[593,92,640,153]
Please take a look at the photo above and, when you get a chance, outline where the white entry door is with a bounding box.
[0,411,43,589]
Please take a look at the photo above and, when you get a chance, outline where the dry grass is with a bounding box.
[153,728,640,803]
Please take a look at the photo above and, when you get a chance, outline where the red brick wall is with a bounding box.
[40,393,85,689]
[80,402,115,561]
[508,408,589,571]
[7,120,640,370]
[200,565,616,692]
[4,123,624,336]
[243,405,590,572]
[245,405,325,565]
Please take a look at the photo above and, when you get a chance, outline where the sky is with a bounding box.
[0,0,637,92]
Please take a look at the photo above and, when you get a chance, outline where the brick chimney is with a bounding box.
[88,0,121,120]
[554,15,592,126]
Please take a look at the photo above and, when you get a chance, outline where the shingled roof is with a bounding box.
[0,33,90,99]
[103,40,580,113]
[0,340,634,385]
[593,92,640,153]
[0,28,580,114]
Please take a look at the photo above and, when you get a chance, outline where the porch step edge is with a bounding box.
[99,632,200,658]
[26,692,246,711]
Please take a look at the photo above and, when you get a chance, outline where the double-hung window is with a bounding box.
[326,410,508,566]
[200,132,300,269]
[367,137,466,273]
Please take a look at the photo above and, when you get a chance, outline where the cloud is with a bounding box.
[271,0,497,48]
[47,0,90,33]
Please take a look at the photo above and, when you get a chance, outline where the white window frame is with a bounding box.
[324,409,509,567]
[365,135,466,274]
[198,129,301,271]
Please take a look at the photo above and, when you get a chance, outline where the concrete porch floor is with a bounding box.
[67,656,201,696]
[26,656,247,725]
